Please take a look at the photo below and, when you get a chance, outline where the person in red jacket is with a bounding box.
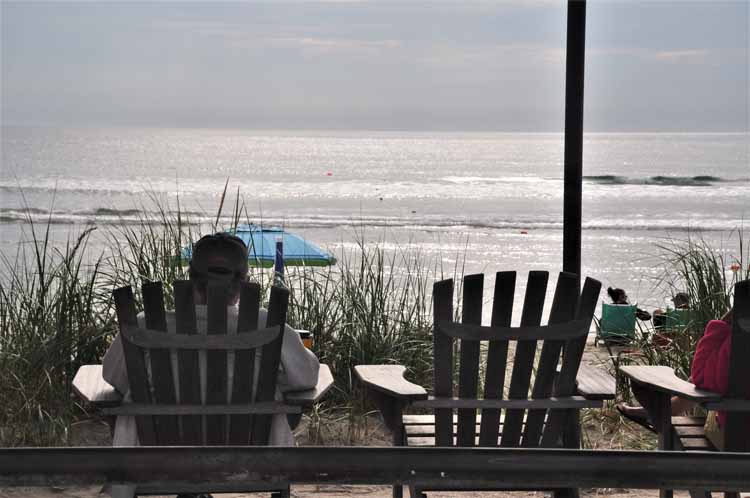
[617,309,733,434]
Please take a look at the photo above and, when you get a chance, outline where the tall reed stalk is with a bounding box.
[0,216,114,446]
[622,229,748,380]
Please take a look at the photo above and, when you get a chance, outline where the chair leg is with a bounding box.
[407,484,426,498]
[688,490,711,498]
[392,484,403,498]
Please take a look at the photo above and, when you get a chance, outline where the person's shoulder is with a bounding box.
[704,319,732,337]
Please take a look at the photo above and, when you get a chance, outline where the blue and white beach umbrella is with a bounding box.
[182,224,336,268]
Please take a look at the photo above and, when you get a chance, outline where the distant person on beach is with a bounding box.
[617,308,733,449]
[607,287,652,321]
[103,232,320,446]
[652,292,690,330]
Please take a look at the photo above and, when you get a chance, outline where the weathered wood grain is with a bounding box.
[501,271,548,447]
[432,278,454,447]
[205,282,229,445]
[174,280,202,445]
[229,281,261,445]
[251,286,288,445]
[479,271,515,447]
[113,286,156,445]
[353,365,428,400]
[457,274,483,447]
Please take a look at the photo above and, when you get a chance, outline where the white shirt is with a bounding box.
[102,305,320,446]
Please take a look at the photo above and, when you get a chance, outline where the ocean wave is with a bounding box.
[0,207,742,233]
[584,175,744,186]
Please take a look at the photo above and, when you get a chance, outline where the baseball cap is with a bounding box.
[189,232,249,281]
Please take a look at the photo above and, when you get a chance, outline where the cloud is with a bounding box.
[654,49,709,62]
[267,36,401,54]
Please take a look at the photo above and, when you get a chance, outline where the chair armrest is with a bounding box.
[619,365,722,403]
[72,365,122,408]
[575,363,616,401]
[353,365,428,401]
[284,364,334,406]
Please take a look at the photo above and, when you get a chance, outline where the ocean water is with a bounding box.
[1,126,748,320]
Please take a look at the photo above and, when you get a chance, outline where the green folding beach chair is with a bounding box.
[597,303,636,344]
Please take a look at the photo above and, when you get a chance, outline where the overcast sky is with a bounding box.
[1,1,748,131]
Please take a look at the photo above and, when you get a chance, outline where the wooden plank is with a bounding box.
[174,280,201,445]
[619,366,722,402]
[456,274,483,447]
[113,286,156,445]
[403,414,516,425]
[142,281,179,445]
[725,279,750,452]
[674,426,707,438]
[354,365,428,400]
[72,365,122,407]
[251,286,288,445]
[412,396,600,410]
[104,402,301,416]
[671,416,706,427]
[121,324,279,350]
[436,319,590,341]
[479,271,515,447]
[229,282,261,445]
[680,439,715,451]
[524,272,579,448]
[432,278,454,447]
[3,446,750,492]
[540,275,601,447]
[501,271,548,447]
[575,363,616,401]
[285,363,335,406]
[205,282,229,445]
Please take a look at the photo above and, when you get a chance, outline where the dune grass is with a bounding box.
[611,230,748,383]
[0,191,443,446]
[0,216,115,446]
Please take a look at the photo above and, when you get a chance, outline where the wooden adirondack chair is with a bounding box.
[355,271,610,498]
[620,278,750,498]
[77,279,327,498]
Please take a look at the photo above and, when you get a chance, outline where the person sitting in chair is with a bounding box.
[103,232,320,446]
[607,286,651,321]
[617,308,733,449]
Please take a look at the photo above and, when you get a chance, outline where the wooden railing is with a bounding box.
[1,446,748,493]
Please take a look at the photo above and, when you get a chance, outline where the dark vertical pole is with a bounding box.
[563,0,587,278]
[273,237,284,278]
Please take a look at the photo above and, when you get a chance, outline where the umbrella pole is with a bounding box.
[563,0,586,281]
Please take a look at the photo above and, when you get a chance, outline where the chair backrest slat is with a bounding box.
[228,282,262,445]
[251,285,288,445]
[456,274,484,447]
[500,271,549,447]
[142,282,179,445]
[539,276,601,447]
[725,279,750,452]
[114,286,156,445]
[522,272,580,447]
[174,280,202,445]
[478,271,516,447]
[205,283,229,445]
[432,278,455,447]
